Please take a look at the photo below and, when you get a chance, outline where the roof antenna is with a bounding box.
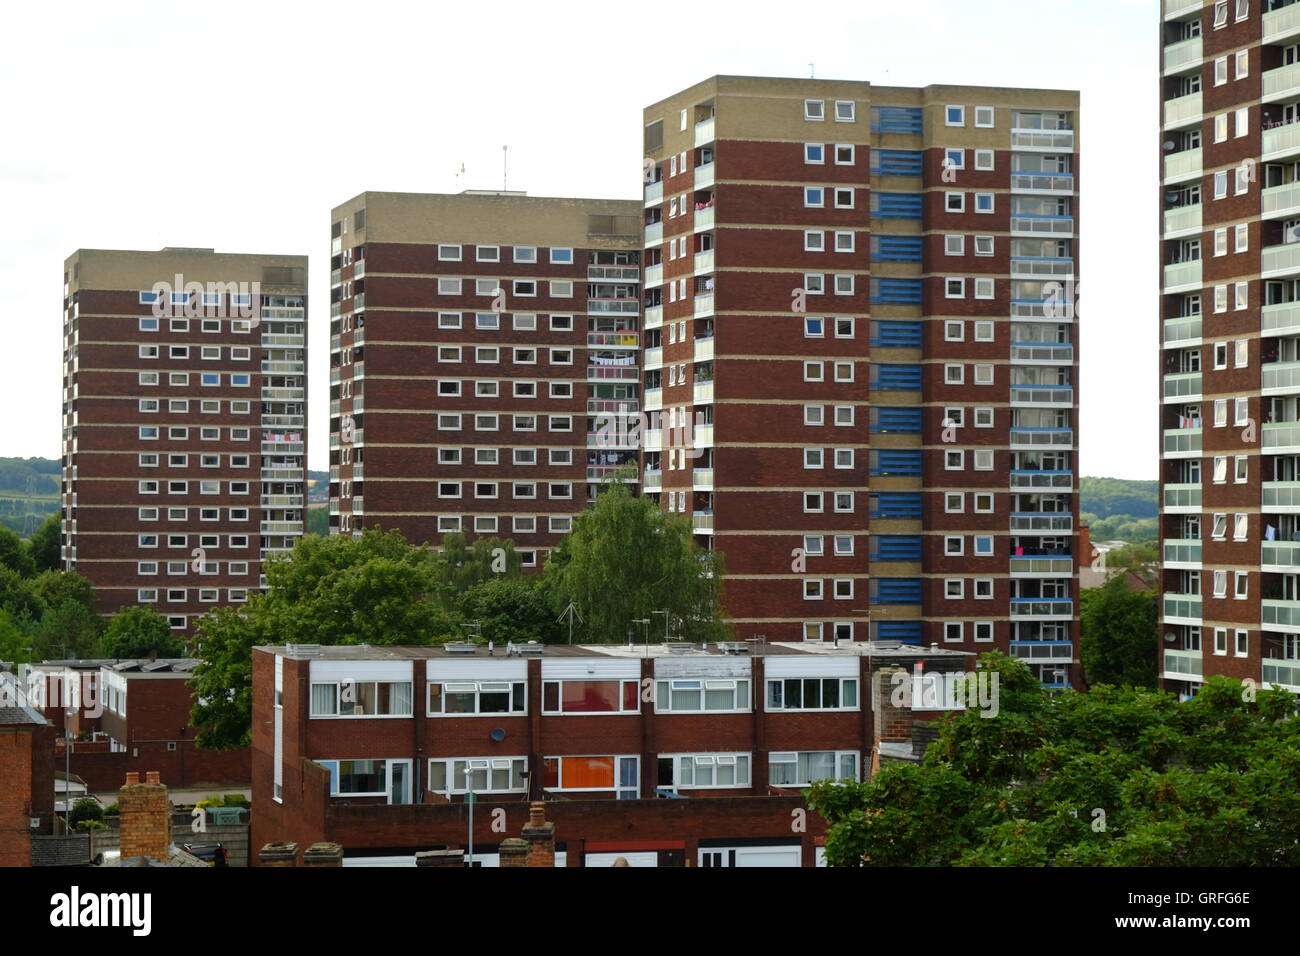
[503,145,508,192]
[809,63,815,79]
[455,162,464,191]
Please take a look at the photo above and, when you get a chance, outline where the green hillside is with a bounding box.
[0,457,60,536]
[1079,477,1158,543]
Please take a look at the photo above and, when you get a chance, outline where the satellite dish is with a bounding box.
[1289,225,1300,242]
[489,728,506,742]
[1164,192,1181,203]
[1164,633,1177,643]
[1162,141,1177,151]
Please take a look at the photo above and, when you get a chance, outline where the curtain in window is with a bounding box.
[562,756,615,789]
[801,751,835,783]
[311,683,337,716]
[389,682,413,715]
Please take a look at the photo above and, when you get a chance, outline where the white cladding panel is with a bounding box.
[541,658,641,680]
[311,660,414,682]
[763,656,859,679]
[654,657,752,679]
[426,659,528,681]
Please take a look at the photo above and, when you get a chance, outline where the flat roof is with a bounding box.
[257,641,973,662]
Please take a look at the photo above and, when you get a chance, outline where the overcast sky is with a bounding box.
[1,0,1155,478]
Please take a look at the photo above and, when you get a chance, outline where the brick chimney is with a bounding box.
[1079,523,1092,566]
[871,666,914,775]
[302,842,344,867]
[498,838,528,867]
[521,801,555,867]
[118,770,170,862]
[258,842,299,867]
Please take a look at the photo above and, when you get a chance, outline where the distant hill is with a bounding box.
[0,457,61,536]
[1080,477,1157,543]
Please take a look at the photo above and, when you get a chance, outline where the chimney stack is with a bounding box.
[521,801,555,867]
[871,666,914,775]
[118,770,170,862]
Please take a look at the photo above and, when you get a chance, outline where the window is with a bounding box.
[1214,456,1228,483]
[660,754,751,790]
[1214,170,1228,199]
[1234,513,1248,541]
[1235,629,1248,658]
[655,679,750,713]
[974,492,994,513]
[945,278,965,299]
[945,364,964,384]
[437,278,462,295]
[1235,456,1248,483]
[834,100,855,122]
[804,579,824,600]
[804,492,823,513]
[973,536,994,556]
[1234,0,1247,21]
[549,247,574,264]
[438,244,462,261]
[804,99,825,121]
[834,187,854,208]
[1213,571,1228,599]
[804,448,824,469]
[804,230,825,252]
[429,757,528,796]
[513,246,537,263]
[804,361,824,382]
[974,192,994,214]
[1212,512,1228,538]
[766,677,858,712]
[833,361,854,381]
[945,192,965,213]
[541,680,639,714]
[1234,571,1248,599]
[476,312,499,330]
[805,143,825,164]
[804,186,824,208]
[805,405,825,426]
[438,311,461,329]
[973,449,994,470]
[541,755,639,797]
[974,235,994,256]
[1235,107,1249,138]
[476,245,500,262]
[975,579,994,599]
[1235,283,1248,311]
[945,579,964,599]
[945,148,965,170]
[945,536,964,556]
[945,235,965,256]
[427,680,526,715]
[834,231,855,252]
[1235,50,1248,79]
[834,144,855,165]
[974,149,994,171]
[1214,113,1228,144]
[975,106,994,127]
[1235,397,1249,425]
[945,105,965,126]
[768,751,858,786]
[974,320,994,341]
[945,492,964,513]
[833,274,854,295]
[945,450,965,470]
[1235,223,1248,253]
[309,680,414,717]
[974,278,994,300]
[974,364,994,385]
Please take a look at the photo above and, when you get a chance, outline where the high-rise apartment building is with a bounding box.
[327,192,642,564]
[642,77,1080,682]
[1160,0,1300,696]
[61,248,307,634]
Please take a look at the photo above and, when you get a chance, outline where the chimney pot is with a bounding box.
[124,772,140,786]
[145,771,161,785]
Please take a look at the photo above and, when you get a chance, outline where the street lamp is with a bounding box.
[651,609,670,643]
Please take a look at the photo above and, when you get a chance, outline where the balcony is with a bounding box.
[1263,360,1300,395]
[1163,258,1202,292]
[1163,203,1201,236]
[692,423,714,447]
[260,520,302,534]
[1009,385,1073,406]
[694,293,715,318]
[1266,62,1300,106]
[1262,658,1300,692]
[588,297,639,314]
[1162,649,1203,681]
[1163,483,1202,512]
[1009,599,1073,619]
[1009,172,1074,193]
[692,511,714,534]
[1162,370,1202,401]
[1163,90,1202,128]
[694,116,716,148]
[1264,0,1300,44]
[1262,599,1300,631]
[1263,301,1300,336]
[1263,121,1300,161]
[694,249,715,274]
[642,469,662,491]
[692,468,714,491]
[1010,343,1073,363]
[645,222,663,246]
[1162,427,1201,456]
[588,266,640,282]
[587,398,639,415]
[587,364,639,382]
[1009,556,1073,576]
[261,333,305,348]
[1010,428,1073,450]
[1163,593,1203,623]
[644,263,663,287]
[693,337,714,362]
[693,381,714,404]
[1263,481,1300,511]
[1010,129,1074,151]
[1009,513,1074,532]
[1163,147,1202,183]
[1162,538,1202,566]
[1163,315,1202,346]
[643,346,663,369]
[694,207,715,231]
[1263,541,1300,571]
[1010,257,1074,279]
[644,305,663,329]
[1263,421,1300,452]
[1010,215,1074,237]
[645,180,663,207]
[1010,641,1074,664]
[588,331,638,349]
[643,387,662,411]
[1162,35,1202,73]
[1263,242,1300,278]
[1009,470,1073,490]
[694,162,715,190]
[643,429,662,452]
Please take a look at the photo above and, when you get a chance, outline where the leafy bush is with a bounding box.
[69,797,104,828]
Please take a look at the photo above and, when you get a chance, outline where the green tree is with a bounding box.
[0,526,35,577]
[434,533,522,609]
[456,576,562,645]
[544,479,728,642]
[0,566,45,624]
[305,506,327,536]
[0,609,33,665]
[100,606,185,659]
[189,607,261,750]
[1079,575,1158,687]
[1098,542,1158,586]
[31,600,103,660]
[30,570,95,616]
[807,655,1300,866]
[69,797,104,828]
[26,513,62,573]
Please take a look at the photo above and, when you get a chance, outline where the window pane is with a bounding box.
[429,762,447,792]
[803,679,820,708]
[822,679,840,708]
[673,687,702,710]
[785,679,802,708]
[311,683,337,715]
[561,680,621,712]
[704,687,733,710]
[562,756,615,788]
[842,680,858,708]
[446,691,476,714]
[479,691,511,713]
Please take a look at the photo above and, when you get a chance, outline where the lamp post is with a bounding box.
[651,609,670,643]
[460,766,475,867]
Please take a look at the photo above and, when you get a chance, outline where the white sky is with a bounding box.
[0,0,1156,479]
